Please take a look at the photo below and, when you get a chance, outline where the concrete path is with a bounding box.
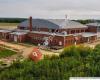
[0,40,27,51]
[22,47,34,58]
[2,39,100,59]
[0,40,60,58]
[84,40,100,48]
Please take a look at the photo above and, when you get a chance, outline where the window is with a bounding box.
[71,30,75,34]
[38,28,40,31]
[51,29,55,33]
[59,41,62,46]
[56,29,59,33]
[49,29,52,33]
[33,26,37,31]
[66,40,67,44]
[81,29,83,32]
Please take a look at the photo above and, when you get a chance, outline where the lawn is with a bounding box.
[0,23,18,30]
[0,47,16,58]
[0,23,18,26]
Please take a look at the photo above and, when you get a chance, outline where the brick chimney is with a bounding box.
[29,16,32,31]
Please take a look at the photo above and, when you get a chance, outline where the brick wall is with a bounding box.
[87,26,97,33]
[28,32,64,46]
[9,34,27,43]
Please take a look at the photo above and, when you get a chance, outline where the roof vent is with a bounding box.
[62,31,67,35]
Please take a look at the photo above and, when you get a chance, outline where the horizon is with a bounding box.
[0,17,100,20]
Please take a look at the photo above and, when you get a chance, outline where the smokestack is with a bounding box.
[29,16,32,31]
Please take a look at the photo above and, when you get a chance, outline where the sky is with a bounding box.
[0,0,100,19]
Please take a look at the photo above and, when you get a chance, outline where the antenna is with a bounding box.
[65,14,68,21]
[65,14,68,26]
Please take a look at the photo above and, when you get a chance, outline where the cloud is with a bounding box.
[0,0,100,19]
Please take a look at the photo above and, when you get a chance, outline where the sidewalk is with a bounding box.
[0,40,27,51]
[0,40,60,58]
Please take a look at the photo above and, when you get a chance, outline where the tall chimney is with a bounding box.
[29,16,32,31]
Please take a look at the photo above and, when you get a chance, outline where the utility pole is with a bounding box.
[64,35,66,47]
[63,14,68,47]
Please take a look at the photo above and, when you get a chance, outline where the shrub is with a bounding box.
[0,45,100,79]
[61,45,80,58]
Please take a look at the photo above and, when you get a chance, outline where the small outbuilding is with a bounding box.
[82,32,97,43]
[86,22,100,38]
[0,29,11,40]
[9,32,28,43]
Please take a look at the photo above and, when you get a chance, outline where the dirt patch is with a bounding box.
[0,40,61,58]
[0,40,27,51]
[84,40,100,48]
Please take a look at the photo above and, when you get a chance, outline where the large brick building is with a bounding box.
[17,17,97,47]
[0,17,97,48]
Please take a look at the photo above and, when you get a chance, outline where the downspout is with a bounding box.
[64,36,66,47]
[63,14,68,47]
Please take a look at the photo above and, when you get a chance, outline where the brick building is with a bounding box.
[17,17,97,47]
[0,29,11,41]
[86,22,100,38]
[0,17,97,48]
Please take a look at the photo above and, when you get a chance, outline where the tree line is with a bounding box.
[0,18,100,24]
[0,18,26,23]
[73,19,100,24]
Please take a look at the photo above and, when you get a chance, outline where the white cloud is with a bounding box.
[0,0,100,19]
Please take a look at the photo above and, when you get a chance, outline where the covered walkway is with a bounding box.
[82,32,97,43]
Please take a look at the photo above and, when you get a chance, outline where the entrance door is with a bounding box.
[14,35,17,42]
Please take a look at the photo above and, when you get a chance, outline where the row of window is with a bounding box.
[20,26,86,34]
[69,29,85,34]
[32,37,43,41]
[66,39,75,44]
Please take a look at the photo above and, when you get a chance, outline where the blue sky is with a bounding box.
[0,0,100,19]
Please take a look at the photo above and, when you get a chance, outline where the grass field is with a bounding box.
[0,23,18,30]
[0,23,18,26]
[0,47,16,58]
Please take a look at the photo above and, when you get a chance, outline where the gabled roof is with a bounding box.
[82,32,97,37]
[10,32,28,35]
[18,19,87,29]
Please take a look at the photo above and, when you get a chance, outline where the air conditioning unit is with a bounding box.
[62,31,67,35]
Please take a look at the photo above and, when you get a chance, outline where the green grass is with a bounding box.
[0,47,16,58]
[0,23,18,29]
[0,23,18,26]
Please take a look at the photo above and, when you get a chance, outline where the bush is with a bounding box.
[60,45,93,59]
[61,46,80,58]
[0,45,100,79]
